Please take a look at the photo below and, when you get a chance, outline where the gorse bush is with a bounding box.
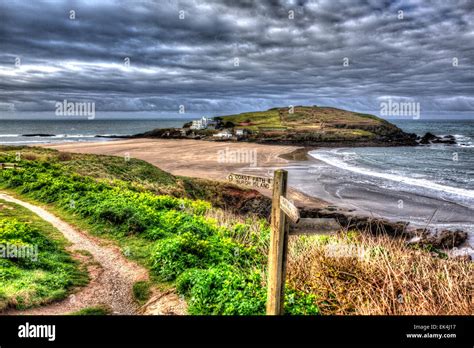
[0,152,320,315]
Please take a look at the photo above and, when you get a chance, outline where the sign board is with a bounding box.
[289,218,341,235]
[279,196,300,223]
[227,173,273,190]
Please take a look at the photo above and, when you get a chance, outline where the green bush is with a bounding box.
[176,264,267,315]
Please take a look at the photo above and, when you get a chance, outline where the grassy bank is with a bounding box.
[0,146,316,315]
[0,146,471,315]
[0,198,88,310]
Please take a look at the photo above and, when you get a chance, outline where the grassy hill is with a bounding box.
[134,106,417,146]
[217,106,417,145]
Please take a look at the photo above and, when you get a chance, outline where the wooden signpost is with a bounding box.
[266,170,289,315]
[228,169,341,315]
[279,196,300,224]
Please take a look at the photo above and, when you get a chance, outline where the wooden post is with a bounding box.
[266,169,289,315]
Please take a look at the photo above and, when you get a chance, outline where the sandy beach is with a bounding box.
[41,139,328,209]
[42,138,298,180]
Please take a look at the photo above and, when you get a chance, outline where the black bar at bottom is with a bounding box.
[0,315,471,347]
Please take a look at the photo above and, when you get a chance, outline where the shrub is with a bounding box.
[150,233,213,281]
[133,281,151,304]
[176,264,267,315]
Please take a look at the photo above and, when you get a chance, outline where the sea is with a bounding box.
[288,119,474,257]
[0,118,189,145]
[1,115,473,255]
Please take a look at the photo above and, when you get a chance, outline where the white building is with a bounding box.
[190,116,213,130]
[235,129,248,137]
[213,129,233,139]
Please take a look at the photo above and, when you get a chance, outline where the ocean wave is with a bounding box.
[52,134,97,138]
[0,134,20,137]
[310,149,474,199]
[0,140,52,144]
[453,134,473,147]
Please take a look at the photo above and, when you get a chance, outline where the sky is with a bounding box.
[0,0,473,119]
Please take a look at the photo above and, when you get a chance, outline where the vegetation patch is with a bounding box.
[132,281,151,304]
[286,232,472,315]
[0,147,315,315]
[0,199,88,311]
[70,304,112,315]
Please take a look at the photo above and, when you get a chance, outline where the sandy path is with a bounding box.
[0,192,149,315]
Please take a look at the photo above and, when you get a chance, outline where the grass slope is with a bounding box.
[0,146,316,315]
[0,198,88,311]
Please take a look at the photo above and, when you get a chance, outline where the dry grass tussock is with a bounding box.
[287,231,473,315]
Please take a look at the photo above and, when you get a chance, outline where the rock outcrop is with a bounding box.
[418,132,457,145]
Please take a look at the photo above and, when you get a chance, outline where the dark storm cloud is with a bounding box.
[0,0,473,117]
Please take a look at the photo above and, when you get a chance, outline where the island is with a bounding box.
[132,105,419,147]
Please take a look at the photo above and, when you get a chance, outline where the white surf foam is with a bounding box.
[310,149,474,199]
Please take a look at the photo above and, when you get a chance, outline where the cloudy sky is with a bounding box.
[0,0,473,118]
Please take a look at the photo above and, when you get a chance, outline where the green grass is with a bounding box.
[70,305,112,315]
[217,110,282,130]
[0,198,88,311]
[0,147,319,315]
[133,281,152,304]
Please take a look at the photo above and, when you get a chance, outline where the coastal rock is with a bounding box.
[419,132,437,144]
[413,229,468,248]
[419,132,457,145]
[22,133,55,137]
[300,207,411,237]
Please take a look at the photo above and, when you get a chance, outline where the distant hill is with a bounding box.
[217,106,417,146]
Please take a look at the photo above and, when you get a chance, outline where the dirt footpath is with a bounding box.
[0,192,186,315]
